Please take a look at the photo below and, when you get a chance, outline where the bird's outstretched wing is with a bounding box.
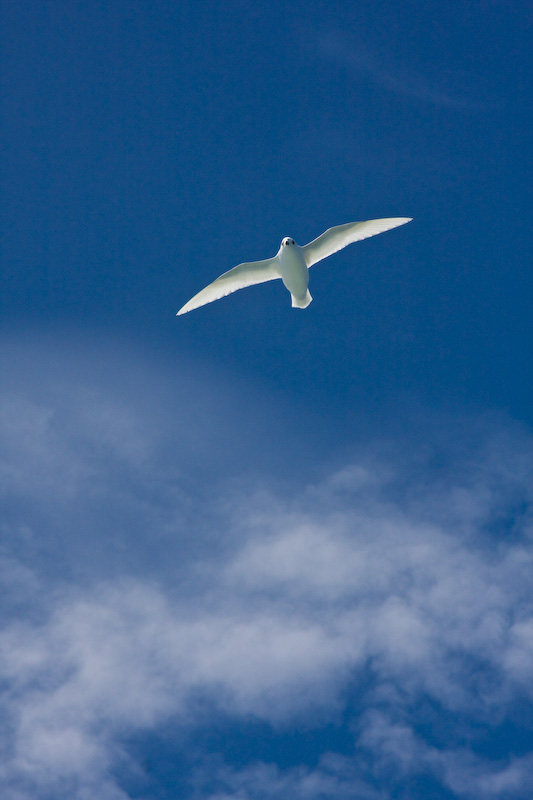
[177,258,281,315]
[302,217,412,268]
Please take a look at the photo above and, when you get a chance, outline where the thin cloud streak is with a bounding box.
[318,30,492,110]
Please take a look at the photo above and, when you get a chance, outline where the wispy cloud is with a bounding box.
[1,335,532,798]
[318,30,492,111]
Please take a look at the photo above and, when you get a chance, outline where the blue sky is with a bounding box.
[1,2,532,798]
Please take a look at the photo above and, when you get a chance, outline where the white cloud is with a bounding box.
[192,756,386,800]
[1,335,533,798]
[357,710,533,798]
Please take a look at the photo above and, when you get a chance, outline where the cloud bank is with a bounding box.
[1,335,532,799]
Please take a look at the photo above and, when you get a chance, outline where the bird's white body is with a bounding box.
[278,237,312,308]
[177,217,412,315]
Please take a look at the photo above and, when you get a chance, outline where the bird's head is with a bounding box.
[281,237,295,247]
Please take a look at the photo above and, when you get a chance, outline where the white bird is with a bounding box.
[177,217,412,315]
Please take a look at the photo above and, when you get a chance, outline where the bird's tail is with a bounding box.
[291,290,312,309]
